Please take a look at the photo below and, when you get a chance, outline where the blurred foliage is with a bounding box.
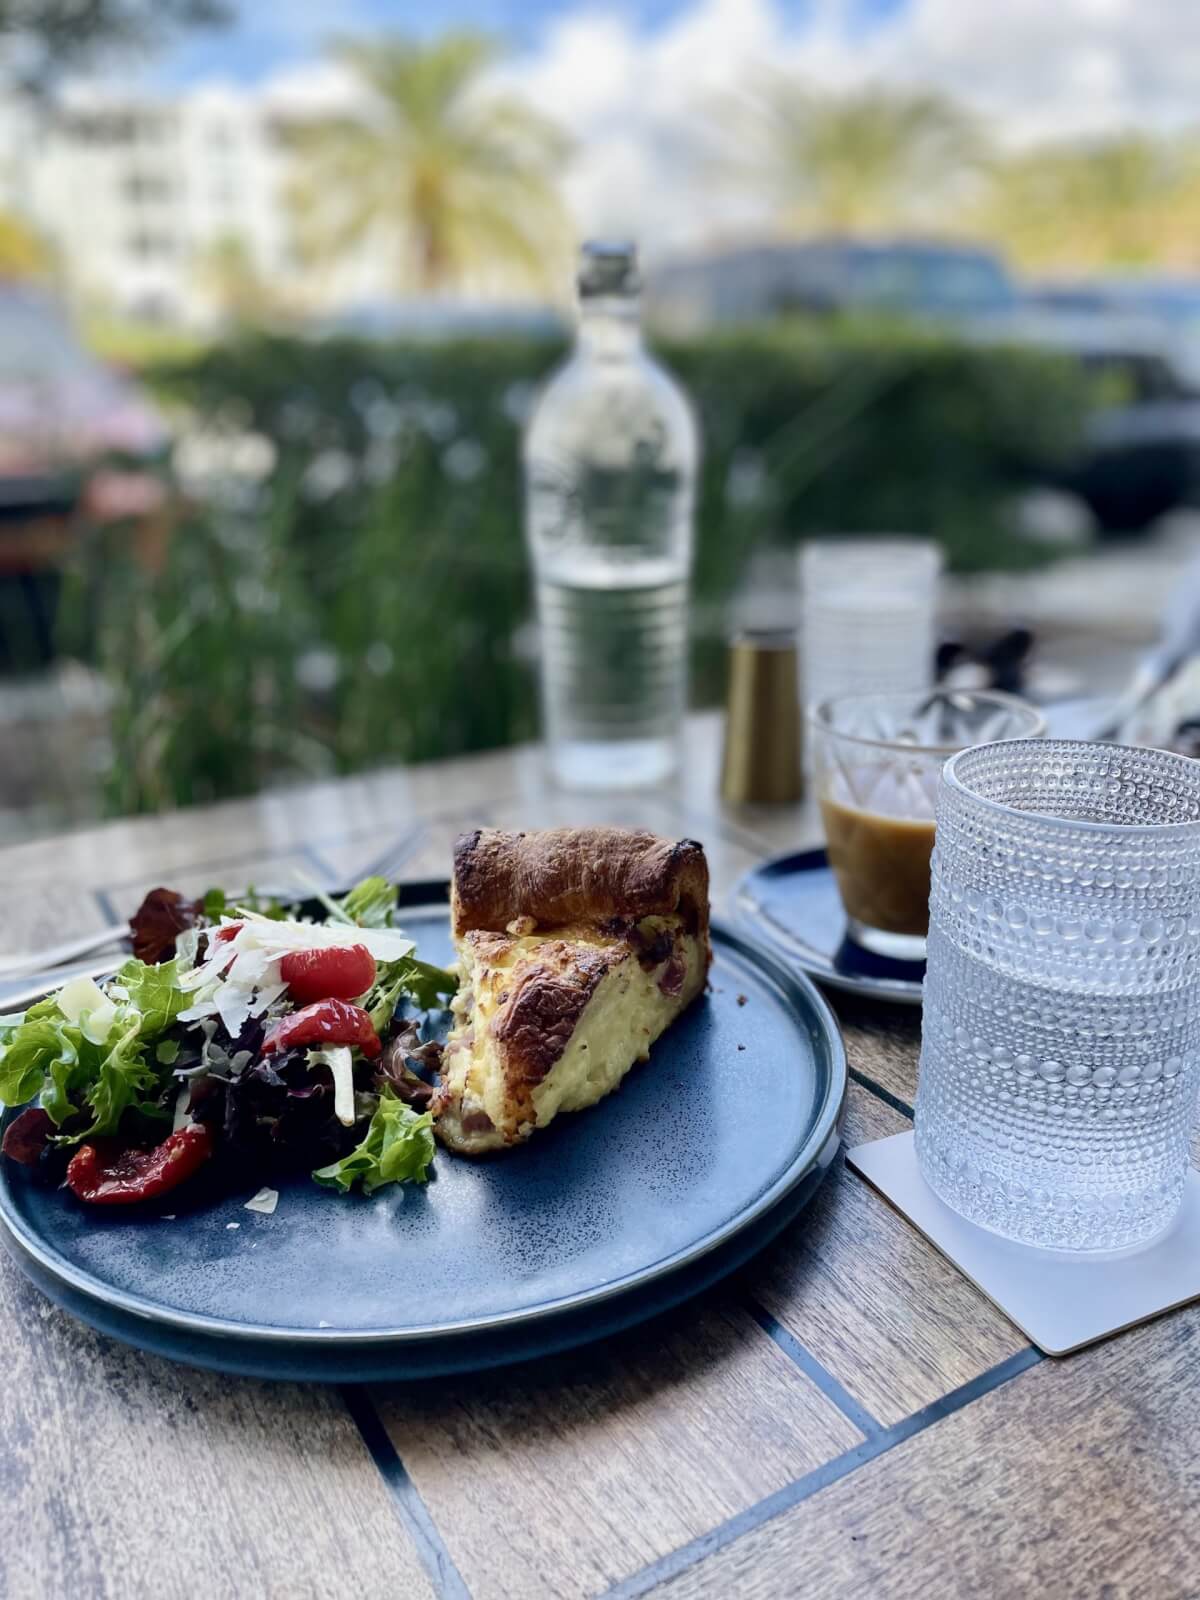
[59,323,1089,816]
[0,0,229,95]
[287,32,572,297]
[715,74,1200,272]
[192,232,280,327]
[80,314,211,371]
[717,77,982,234]
[974,132,1200,271]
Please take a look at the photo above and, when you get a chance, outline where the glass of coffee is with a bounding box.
[810,689,1046,960]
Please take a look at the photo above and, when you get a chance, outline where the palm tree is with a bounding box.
[977,134,1199,269]
[287,32,571,296]
[720,74,983,234]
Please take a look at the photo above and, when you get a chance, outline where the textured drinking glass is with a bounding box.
[800,539,942,715]
[810,690,1045,961]
[916,739,1200,1252]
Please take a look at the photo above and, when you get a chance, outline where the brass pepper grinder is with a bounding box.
[720,630,804,805]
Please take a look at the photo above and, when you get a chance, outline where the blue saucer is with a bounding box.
[0,904,845,1381]
[734,849,925,1006]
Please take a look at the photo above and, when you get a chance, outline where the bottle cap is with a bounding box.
[578,240,640,298]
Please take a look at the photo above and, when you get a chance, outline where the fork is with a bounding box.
[0,838,426,995]
[0,923,132,984]
[0,955,129,1013]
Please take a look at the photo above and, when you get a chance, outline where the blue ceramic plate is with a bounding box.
[0,901,845,1380]
[734,849,925,1006]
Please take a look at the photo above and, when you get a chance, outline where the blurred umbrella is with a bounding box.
[287,31,572,297]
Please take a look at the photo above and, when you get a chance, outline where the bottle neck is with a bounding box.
[576,294,643,359]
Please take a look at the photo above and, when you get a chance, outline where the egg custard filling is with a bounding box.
[432,828,712,1156]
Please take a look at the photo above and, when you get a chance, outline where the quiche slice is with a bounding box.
[433,826,711,1156]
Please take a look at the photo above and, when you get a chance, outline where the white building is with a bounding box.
[0,77,391,325]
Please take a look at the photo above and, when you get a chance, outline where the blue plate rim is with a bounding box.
[734,848,925,1007]
[0,912,847,1348]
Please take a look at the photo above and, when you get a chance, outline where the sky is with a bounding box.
[136,0,1200,259]
[158,2,904,87]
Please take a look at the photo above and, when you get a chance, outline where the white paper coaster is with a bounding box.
[846,1131,1200,1355]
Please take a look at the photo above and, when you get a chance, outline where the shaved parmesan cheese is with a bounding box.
[175,927,202,972]
[80,1001,118,1045]
[308,1045,356,1127]
[244,1187,279,1215]
[57,975,108,1021]
[57,975,118,1045]
[225,911,415,961]
[175,913,414,1033]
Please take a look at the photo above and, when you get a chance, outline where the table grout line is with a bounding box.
[340,1385,473,1600]
[848,1066,915,1122]
[83,807,955,1600]
[744,1299,884,1439]
[601,1345,1044,1600]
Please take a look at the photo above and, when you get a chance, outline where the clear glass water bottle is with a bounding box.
[524,240,699,790]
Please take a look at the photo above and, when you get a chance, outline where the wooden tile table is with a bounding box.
[2,715,1197,1600]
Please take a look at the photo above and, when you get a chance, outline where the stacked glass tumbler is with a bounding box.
[915,739,1200,1251]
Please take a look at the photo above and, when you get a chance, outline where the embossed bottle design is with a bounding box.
[915,739,1200,1251]
[524,241,699,791]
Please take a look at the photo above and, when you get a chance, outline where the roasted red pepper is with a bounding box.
[279,944,376,1005]
[66,1123,214,1206]
[261,998,381,1059]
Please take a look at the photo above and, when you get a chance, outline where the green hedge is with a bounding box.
[63,324,1090,816]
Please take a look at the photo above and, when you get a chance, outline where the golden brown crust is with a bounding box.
[491,942,627,1086]
[451,827,710,938]
[436,828,713,1157]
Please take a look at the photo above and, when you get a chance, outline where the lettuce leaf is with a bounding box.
[116,958,190,1038]
[0,1018,74,1108]
[75,1015,170,1141]
[339,876,398,928]
[0,960,188,1139]
[364,956,458,1034]
[311,1091,435,1194]
[43,1046,91,1125]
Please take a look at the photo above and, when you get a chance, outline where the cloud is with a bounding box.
[494,0,785,254]
[487,0,1200,258]
[845,0,1200,143]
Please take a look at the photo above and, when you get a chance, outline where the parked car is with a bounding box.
[648,240,1200,534]
[647,237,1019,330]
[968,307,1200,534]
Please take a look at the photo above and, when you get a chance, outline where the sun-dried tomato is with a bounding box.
[65,1123,214,1205]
